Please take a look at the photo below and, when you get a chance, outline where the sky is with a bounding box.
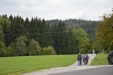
[0,0,113,21]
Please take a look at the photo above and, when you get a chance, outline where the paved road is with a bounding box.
[50,66,113,75]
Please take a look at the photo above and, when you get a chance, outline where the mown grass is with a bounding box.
[91,54,109,66]
[0,55,77,75]
[0,54,109,75]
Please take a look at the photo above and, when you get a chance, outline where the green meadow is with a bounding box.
[0,54,109,75]
[0,55,77,75]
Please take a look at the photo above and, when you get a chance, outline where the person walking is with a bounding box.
[83,53,89,65]
[92,49,95,54]
[86,54,89,65]
[95,49,98,55]
[77,53,82,65]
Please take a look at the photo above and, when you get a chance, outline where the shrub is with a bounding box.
[6,46,14,56]
[27,39,41,55]
[41,45,56,55]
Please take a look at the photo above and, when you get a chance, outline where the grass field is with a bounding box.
[0,55,77,75]
[0,54,109,75]
[91,54,109,65]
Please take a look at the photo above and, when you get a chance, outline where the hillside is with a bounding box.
[46,19,100,42]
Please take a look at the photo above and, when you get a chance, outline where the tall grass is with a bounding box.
[0,55,77,75]
[91,54,109,65]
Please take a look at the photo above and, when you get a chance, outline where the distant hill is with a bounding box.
[46,19,100,42]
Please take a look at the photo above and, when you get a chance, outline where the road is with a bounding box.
[50,66,113,75]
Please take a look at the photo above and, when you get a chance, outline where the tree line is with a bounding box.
[1,10,112,57]
[0,15,92,57]
[47,19,99,42]
[47,9,113,53]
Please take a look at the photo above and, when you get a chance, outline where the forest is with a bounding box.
[0,11,113,57]
[47,19,99,42]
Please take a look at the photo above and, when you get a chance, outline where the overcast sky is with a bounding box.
[0,0,113,21]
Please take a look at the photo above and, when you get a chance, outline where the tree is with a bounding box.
[9,15,25,45]
[51,23,59,54]
[27,39,41,55]
[2,15,11,47]
[72,28,90,53]
[0,16,5,41]
[97,10,113,52]
[0,16,6,57]
[41,45,56,55]
[5,46,14,56]
[51,21,68,54]
[56,21,68,54]
[13,36,27,56]
[0,41,6,57]
[67,29,78,54]
[24,17,30,40]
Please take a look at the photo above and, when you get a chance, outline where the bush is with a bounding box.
[0,41,6,57]
[6,46,14,56]
[27,39,41,55]
[41,45,56,55]
[0,48,6,57]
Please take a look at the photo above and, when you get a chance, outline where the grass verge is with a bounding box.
[0,55,77,75]
[91,54,109,66]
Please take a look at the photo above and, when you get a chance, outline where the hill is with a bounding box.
[46,19,100,42]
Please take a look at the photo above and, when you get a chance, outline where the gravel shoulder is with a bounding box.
[22,54,111,75]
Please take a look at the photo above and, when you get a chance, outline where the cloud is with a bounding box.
[0,0,113,21]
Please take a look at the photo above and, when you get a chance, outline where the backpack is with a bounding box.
[78,55,82,60]
[83,54,87,58]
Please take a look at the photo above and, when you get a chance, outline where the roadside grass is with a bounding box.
[0,55,77,75]
[0,54,109,75]
[91,54,109,66]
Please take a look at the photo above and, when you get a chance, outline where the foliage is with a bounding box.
[0,16,6,41]
[92,38,102,53]
[47,19,99,42]
[97,10,113,52]
[27,39,41,55]
[66,29,78,54]
[12,36,27,56]
[52,21,68,54]
[0,41,6,57]
[41,45,56,55]
[0,14,99,56]
[72,28,90,53]
[5,46,14,56]
[0,48,6,57]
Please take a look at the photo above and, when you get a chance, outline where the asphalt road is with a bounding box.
[50,66,113,75]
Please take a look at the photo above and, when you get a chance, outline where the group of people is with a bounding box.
[77,53,89,65]
[77,49,98,66]
[92,49,98,55]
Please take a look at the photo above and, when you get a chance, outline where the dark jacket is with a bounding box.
[77,54,82,60]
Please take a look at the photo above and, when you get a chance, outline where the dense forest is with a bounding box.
[47,19,99,42]
[0,11,112,57]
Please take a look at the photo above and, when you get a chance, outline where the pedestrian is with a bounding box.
[77,53,82,65]
[95,49,98,55]
[83,53,89,65]
[92,49,95,54]
[86,54,89,65]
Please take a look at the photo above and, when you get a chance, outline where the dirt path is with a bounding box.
[22,54,109,75]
